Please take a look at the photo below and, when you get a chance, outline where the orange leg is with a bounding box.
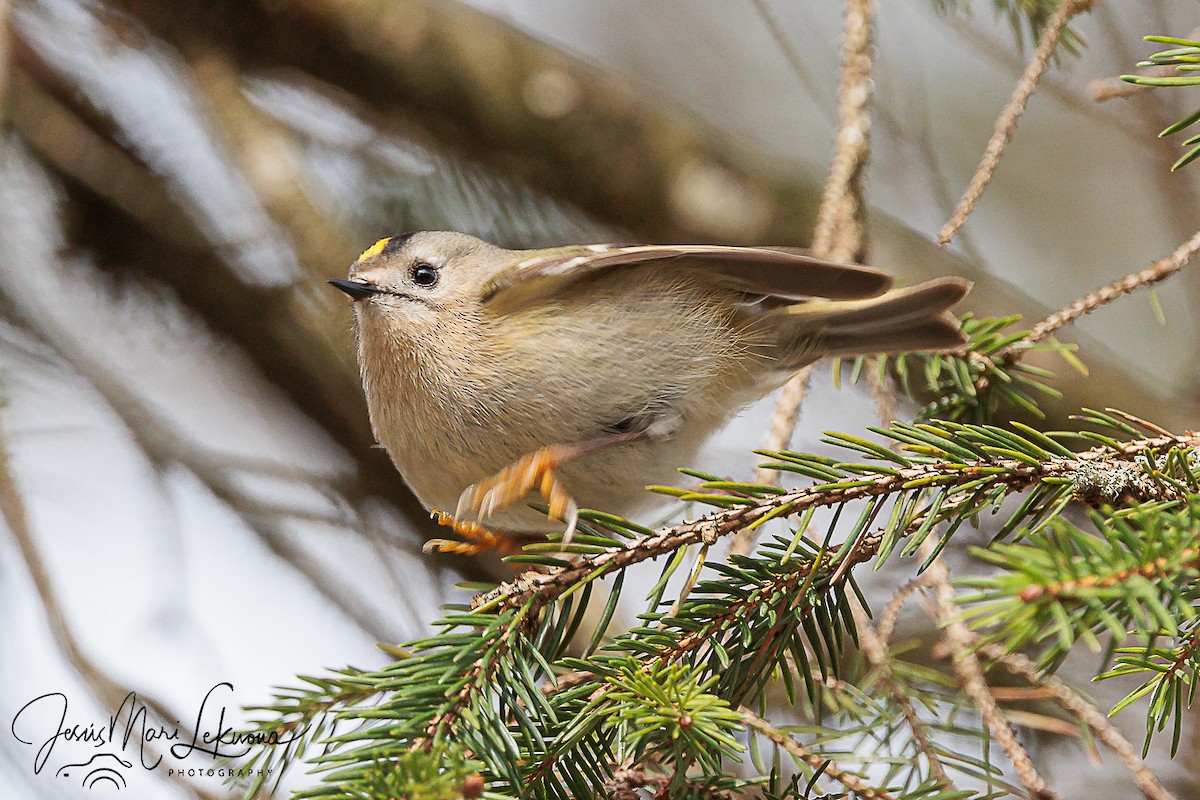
[449,427,658,550]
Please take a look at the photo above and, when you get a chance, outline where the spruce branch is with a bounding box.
[525,543,854,792]
[1122,35,1200,170]
[959,498,1200,671]
[1101,611,1200,758]
[852,604,950,785]
[593,660,745,789]
[479,422,1199,616]
[924,544,1059,800]
[245,411,1196,798]
[237,669,384,797]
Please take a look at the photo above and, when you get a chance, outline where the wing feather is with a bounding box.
[480,244,895,310]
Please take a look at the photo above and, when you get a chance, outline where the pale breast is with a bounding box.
[357,271,776,532]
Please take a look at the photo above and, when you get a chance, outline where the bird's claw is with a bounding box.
[423,511,523,556]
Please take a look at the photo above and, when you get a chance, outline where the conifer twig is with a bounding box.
[478,431,1200,613]
[522,557,832,784]
[738,0,875,557]
[810,0,875,264]
[979,643,1176,800]
[877,574,935,645]
[938,0,1093,245]
[741,707,899,800]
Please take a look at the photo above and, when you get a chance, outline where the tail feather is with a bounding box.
[819,317,965,357]
[762,277,970,365]
[778,277,969,332]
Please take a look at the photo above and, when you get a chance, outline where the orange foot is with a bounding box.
[423,511,524,556]
[455,444,579,543]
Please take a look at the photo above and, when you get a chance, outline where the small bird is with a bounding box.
[330,232,969,553]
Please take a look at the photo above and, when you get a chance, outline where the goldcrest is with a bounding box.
[330,231,969,551]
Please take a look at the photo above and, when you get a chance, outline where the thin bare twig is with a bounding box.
[852,603,949,784]
[938,0,1093,245]
[940,11,1143,146]
[741,707,899,800]
[877,574,935,645]
[810,0,875,264]
[735,0,875,557]
[979,643,1176,800]
[750,364,814,491]
[922,545,1059,800]
[755,0,985,263]
[1000,224,1200,356]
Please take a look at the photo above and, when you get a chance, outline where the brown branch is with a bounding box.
[979,643,1176,800]
[938,0,1093,245]
[8,54,490,569]
[189,53,359,283]
[0,0,11,139]
[741,708,899,800]
[0,306,404,643]
[103,0,824,245]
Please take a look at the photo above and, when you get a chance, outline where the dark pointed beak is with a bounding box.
[328,279,383,301]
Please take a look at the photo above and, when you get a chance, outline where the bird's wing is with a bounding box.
[480,243,895,311]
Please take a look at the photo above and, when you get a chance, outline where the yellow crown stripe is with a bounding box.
[358,237,392,261]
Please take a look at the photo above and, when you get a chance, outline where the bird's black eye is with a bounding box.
[411,263,439,288]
